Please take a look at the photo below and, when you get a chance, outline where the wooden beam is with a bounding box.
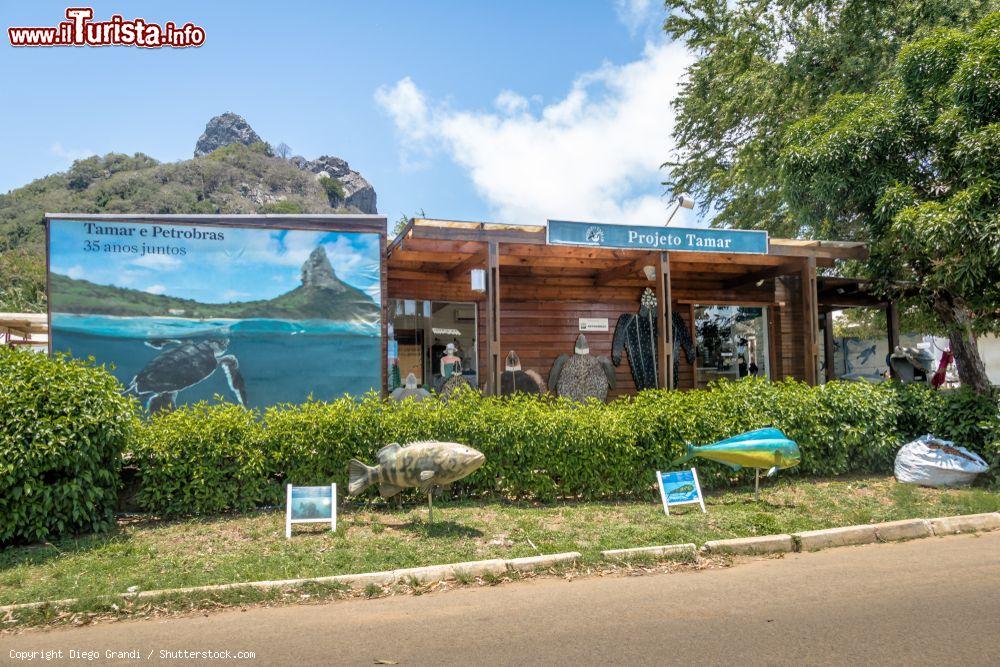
[593,254,656,286]
[721,262,799,290]
[655,252,672,390]
[486,241,501,396]
[823,311,836,383]
[886,300,900,379]
[447,250,486,281]
[801,257,819,385]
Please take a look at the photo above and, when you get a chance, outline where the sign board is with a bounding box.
[47,216,383,412]
[579,317,608,332]
[547,220,768,255]
[656,468,706,515]
[286,484,337,537]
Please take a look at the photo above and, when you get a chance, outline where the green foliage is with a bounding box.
[663,0,996,236]
[0,348,134,544]
[129,378,1000,515]
[781,12,1000,389]
[130,402,278,516]
[259,200,304,214]
[0,248,47,312]
[318,176,345,204]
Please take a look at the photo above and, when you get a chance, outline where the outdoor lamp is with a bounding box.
[642,265,656,281]
[470,268,486,292]
[665,192,695,226]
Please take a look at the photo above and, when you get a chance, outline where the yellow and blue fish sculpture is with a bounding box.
[671,427,800,477]
[349,441,485,497]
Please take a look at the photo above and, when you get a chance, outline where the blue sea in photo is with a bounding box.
[52,314,381,410]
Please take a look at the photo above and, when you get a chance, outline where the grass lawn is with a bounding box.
[2,476,998,609]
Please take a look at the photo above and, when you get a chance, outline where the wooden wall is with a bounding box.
[387,265,813,394]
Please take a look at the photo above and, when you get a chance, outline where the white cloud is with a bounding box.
[615,0,657,34]
[144,284,167,295]
[376,40,698,227]
[65,265,85,280]
[50,142,95,164]
[131,254,183,271]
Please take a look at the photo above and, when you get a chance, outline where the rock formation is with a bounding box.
[301,247,348,293]
[194,112,263,157]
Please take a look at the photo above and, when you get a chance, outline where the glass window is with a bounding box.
[387,300,478,391]
[693,305,770,388]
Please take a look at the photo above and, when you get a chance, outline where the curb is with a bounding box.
[794,524,877,551]
[601,543,696,561]
[702,534,794,555]
[928,512,1000,536]
[3,511,999,615]
[506,552,581,572]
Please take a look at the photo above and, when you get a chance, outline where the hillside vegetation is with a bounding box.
[0,143,358,313]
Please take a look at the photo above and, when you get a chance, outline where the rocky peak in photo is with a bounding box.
[301,247,348,293]
[194,112,264,157]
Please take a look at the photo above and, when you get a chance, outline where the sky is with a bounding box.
[49,220,382,303]
[0,0,702,231]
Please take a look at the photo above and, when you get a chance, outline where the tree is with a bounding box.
[663,0,996,237]
[780,13,1000,393]
[275,142,292,159]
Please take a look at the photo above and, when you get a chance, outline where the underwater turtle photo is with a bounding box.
[548,334,616,402]
[127,337,247,412]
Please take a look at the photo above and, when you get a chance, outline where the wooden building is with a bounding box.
[386,218,888,396]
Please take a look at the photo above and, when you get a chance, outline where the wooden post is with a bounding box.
[823,311,836,383]
[655,252,672,390]
[486,241,501,396]
[801,257,819,385]
[886,300,900,379]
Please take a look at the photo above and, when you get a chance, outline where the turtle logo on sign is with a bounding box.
[585,226,604,244]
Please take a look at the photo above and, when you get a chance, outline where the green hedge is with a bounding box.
[128,378,999,515]
[0,348,134,544]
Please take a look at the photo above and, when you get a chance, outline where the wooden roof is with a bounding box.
[0,312,48,337]
[387,217,869,289]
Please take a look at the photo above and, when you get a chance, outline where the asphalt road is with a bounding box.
[3,532,999,666]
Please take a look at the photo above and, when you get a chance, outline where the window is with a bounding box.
[388,300,478,391]
[693,305,769,388]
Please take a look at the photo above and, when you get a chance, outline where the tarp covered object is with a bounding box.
[894,434,988,487]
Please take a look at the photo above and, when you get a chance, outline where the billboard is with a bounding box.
[48,217,383,411]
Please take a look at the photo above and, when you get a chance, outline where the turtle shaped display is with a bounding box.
[612,288,695,390]
[390,372,431,402]
[499,350,547,396]
[127,337,247,412]
[548,334,616,402]
[438,359,476,399]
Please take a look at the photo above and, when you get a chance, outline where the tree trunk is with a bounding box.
[931,292,991,394]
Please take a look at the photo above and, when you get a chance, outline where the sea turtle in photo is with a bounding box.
[500,350,547,396]
[548,334,616,402]
[127,338,247,412]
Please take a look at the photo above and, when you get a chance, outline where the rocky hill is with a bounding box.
[0,113,378,313]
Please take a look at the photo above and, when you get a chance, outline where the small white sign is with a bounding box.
[579,318,608,332]
[285,483,337,538]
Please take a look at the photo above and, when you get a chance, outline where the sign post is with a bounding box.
[285,483,337,538]
[656,468,706,515]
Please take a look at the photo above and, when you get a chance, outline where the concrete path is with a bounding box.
[4,532,999,666]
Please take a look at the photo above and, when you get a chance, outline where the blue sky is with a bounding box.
[1,1,702,229]
[49,220,382,303]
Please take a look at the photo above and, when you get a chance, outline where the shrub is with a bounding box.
[0,349,134,544]
[130,378,1000,514]
[131,402,277,516]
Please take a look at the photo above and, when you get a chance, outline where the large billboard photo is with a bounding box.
[48,217,383,411]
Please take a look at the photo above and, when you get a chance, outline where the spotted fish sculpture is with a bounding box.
[348,441,486,498]
[671,427,801,477]
[548,334,616,402]
[611,288,695,390]
[500,350,547,396]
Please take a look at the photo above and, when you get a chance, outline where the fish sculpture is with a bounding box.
[671,427,800,477]
[612,288,695,390]
[349,441,486,497]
